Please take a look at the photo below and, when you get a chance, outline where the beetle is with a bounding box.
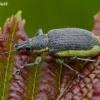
[0,28,100,79]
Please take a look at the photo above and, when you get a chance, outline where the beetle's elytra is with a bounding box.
[48,28,100,58]
[1,28,100,79]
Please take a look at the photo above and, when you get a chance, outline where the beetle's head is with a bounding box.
[15,39,33,52]
[0,37,33,55]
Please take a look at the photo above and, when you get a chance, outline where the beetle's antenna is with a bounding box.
[0,37,17,55]
[0,37,17,43]
[0,50,16,55]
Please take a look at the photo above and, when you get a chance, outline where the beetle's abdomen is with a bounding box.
[48,28,100,57]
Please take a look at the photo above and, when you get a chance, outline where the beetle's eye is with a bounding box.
[17,48,21,52]
[26,47,30,51]
[15,45,18,48]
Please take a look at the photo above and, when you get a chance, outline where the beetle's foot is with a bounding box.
[13,68,21,76]
[13,65,25,76]
[76,72,83,80]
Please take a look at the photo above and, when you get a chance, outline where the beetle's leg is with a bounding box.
[70,56,100,62]
[13,56,41,76]
[56,59,83,80]
[35,29,43,36]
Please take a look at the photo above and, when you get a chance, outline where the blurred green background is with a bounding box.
[0,0,100,37]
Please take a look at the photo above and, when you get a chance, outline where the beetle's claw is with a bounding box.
[77,74,83,80]
[13,69,21,76]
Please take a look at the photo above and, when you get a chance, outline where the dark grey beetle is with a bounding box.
[1,28,100,79]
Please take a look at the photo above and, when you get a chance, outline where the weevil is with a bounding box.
[0,28,100,79]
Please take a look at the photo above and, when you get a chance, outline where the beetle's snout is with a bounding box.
[14,43,27,52]
[14,40,32,52]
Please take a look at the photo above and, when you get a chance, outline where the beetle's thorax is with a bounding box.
[30,35,48,54]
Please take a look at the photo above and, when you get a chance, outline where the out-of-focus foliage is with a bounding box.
[0,0,100,37]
